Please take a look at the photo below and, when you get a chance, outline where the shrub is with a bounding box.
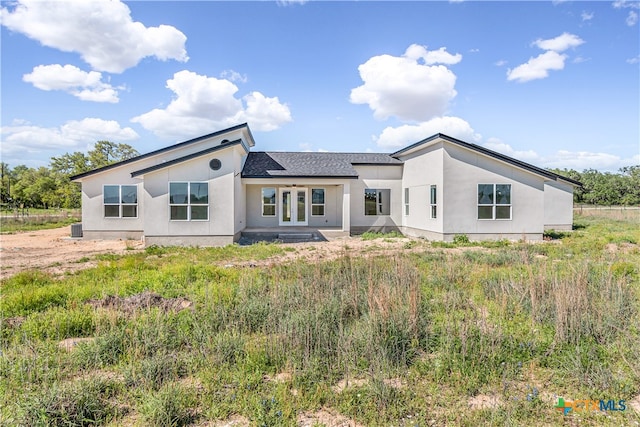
[19,378,119,426]
[139,383,197,427]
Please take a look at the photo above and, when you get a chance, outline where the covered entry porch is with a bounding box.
[242,180,352,235]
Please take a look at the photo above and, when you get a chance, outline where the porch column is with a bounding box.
[342,182,351,233]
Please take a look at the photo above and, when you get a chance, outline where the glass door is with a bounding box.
[279,188,308,226]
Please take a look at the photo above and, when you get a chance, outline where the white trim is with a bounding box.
[261,187,276,217]
[278,187,308,226]
[103,184,138,219]
[477,183,512,221]
[169,181,209,222]
[311,188,325,217]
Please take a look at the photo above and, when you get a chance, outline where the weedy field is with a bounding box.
[1,211,639,426]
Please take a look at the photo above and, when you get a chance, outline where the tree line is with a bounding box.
[1,141,138,210]
[0,142,638,210]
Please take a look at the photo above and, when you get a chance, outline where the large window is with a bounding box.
[404,188,410,216]
[365,189,390,216]
[262,188,276,216]
[104,185,137,218]
[311,188,325,216]
[478,184,511,220]
[430,185,437,219]
[170,182,208,221]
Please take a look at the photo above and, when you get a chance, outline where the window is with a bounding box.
[364,189,390,216]
[170,182,208,221]
[262,188,276,216]
[478,184,511,220]
[311,188,325,216]
[103,185,137,218]
[404,188,410,216]
[430,185,437,219]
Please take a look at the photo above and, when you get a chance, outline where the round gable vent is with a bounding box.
[209,158,222,171]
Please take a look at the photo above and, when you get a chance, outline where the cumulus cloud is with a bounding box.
[482,138,540,162]
[626,10,639,25]
[0,0,188,73]
[22,64,120,103]
[507,33,584,82]
[374,117,480,149]
[533,33,585,52]
[131,70,292,140]
[350,44,461,122]
[507,51,567,82]
[1,118,139,158]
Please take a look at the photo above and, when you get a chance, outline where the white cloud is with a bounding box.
[0,118,139,157]
[0,0,188,73]
[350,44,461,122]
[581,11,594,21]
[542,150,639,171]
[507,51,567,82]
[627,55,640,64]
[22,64,120,103]
[533,32,585,52]
[131,70,292,140]
[483,138,540,162]
[495,60,508,67]
[508,33,584,82]
[374,116,480,149]
[220,70,248,83]
[626,10,638,25]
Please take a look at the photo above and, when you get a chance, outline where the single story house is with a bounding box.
[71,123,580,246]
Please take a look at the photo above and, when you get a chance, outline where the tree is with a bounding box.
[88,141,138,169]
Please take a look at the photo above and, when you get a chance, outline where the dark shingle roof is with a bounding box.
[241,152,402,178]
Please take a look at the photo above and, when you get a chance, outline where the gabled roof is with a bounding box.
[241,152,402,179]
[131,139,242,177]
[392,133,582,186]
[71,123,253,181]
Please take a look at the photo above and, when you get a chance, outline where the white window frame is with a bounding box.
[404,187,410,216]
[364,189,391,216]
[103,184,138,219]
[477,183,511,220]
[311,188,325,216]
[169,182,209,221]
[261,187,276,217]
[430,185,437,219]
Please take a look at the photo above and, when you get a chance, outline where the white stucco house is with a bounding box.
[71,123,580,246]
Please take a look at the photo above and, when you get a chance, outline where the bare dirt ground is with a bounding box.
[0,226,144,280]
[0,226,436,281]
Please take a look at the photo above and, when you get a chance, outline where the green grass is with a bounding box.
[1,213,639,426]
[0,210,81,233]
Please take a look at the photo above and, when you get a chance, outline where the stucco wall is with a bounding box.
[350,165,403,230]
[442,144,545,239]
[142,148,238,240]
[80,168,145,234]
[244,184,342,228]
[544,180,574,230]
[397,142,444,234]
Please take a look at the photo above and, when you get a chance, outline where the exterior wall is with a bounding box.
[544,181,574,230]
[441,143,545,240]
[141,146,241,244]
[350,165,403,233]
[244,182,342,228]
[396,142,444,235]
[79,168,145,237]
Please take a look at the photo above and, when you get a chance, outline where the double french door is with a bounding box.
[279,188,308,226]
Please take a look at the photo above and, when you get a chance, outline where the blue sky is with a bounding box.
[1,0,639,172]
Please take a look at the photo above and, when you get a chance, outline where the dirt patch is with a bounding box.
[0,226,143,280]
[629,394,640,414]
[202,415,250,427]
[297,408,364,427]
[86,291,193,314]
[468,394,502,410]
